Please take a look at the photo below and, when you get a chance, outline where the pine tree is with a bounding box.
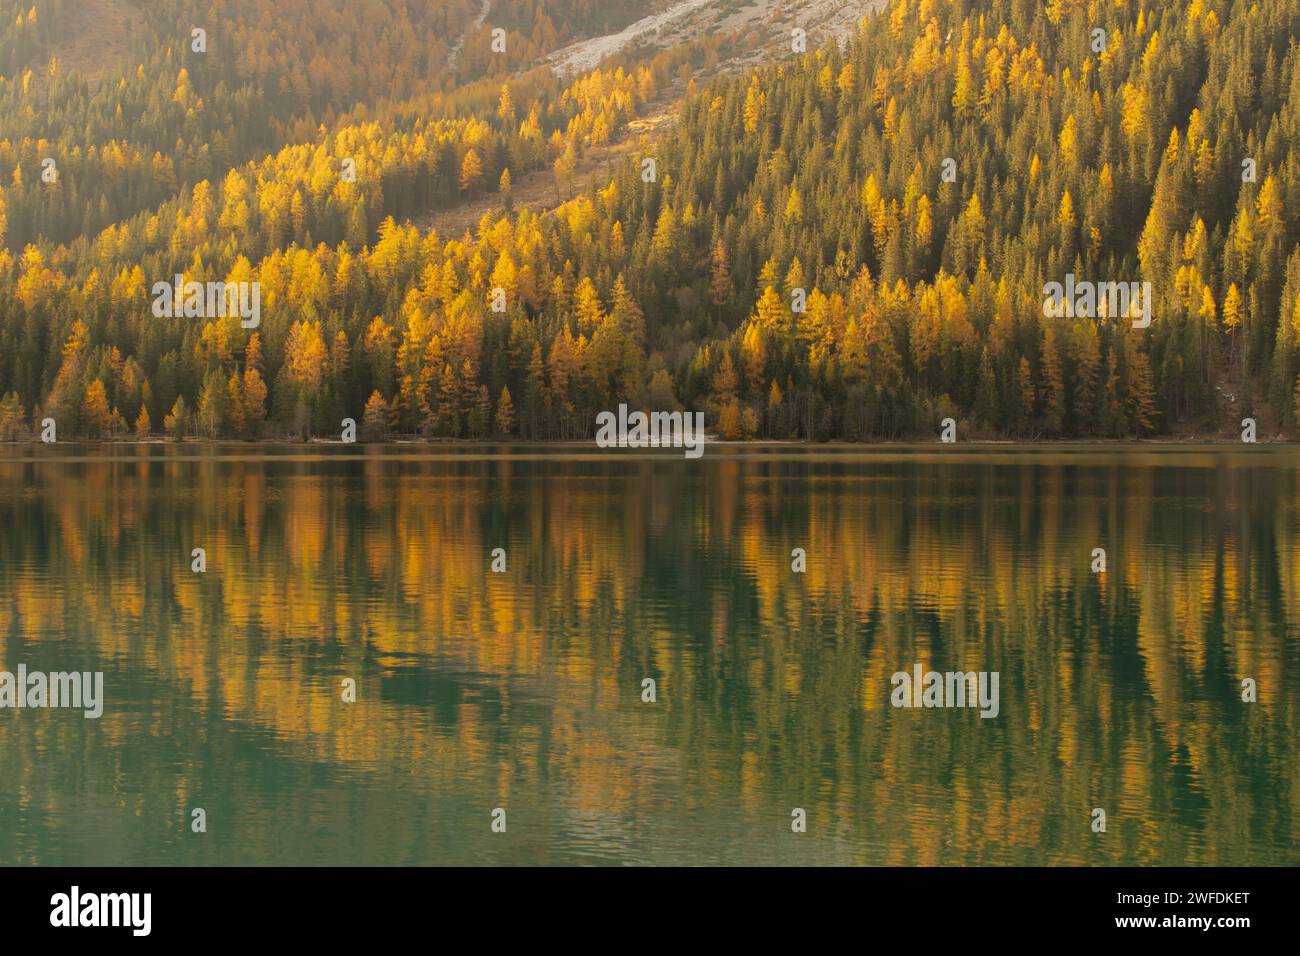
[84,380,113,437]
[362,390,389,440]
[460,148,485,194]
[713,352,739,407]
[496,385,515,436]
[164,396,189,439]
[1016,358,1036,436]
[709,237,731,318]
[1040,328,1066,435]
[0,392,26,439]
[1127,349,1158,435]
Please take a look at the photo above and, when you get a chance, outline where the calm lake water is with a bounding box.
[0,443,1297,866]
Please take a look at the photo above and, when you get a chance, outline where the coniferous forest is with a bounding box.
[0,0,1298,441]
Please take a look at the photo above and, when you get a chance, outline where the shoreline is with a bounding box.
[0,428,1297,445]
[0,436,1296,451]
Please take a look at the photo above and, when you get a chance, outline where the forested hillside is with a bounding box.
[1,0,1298,441]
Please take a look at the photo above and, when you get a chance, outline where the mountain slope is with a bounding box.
[0,0,1298,444]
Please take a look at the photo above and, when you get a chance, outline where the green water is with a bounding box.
[0,444,1296,865]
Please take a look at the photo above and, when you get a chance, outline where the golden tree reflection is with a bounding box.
[0,447,1296,865]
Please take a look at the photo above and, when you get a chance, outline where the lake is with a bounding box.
[0,444,1296,865]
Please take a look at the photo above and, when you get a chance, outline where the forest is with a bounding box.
[0,0,1298,441]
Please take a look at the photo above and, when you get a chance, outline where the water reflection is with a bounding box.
[0,444,1296,865]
